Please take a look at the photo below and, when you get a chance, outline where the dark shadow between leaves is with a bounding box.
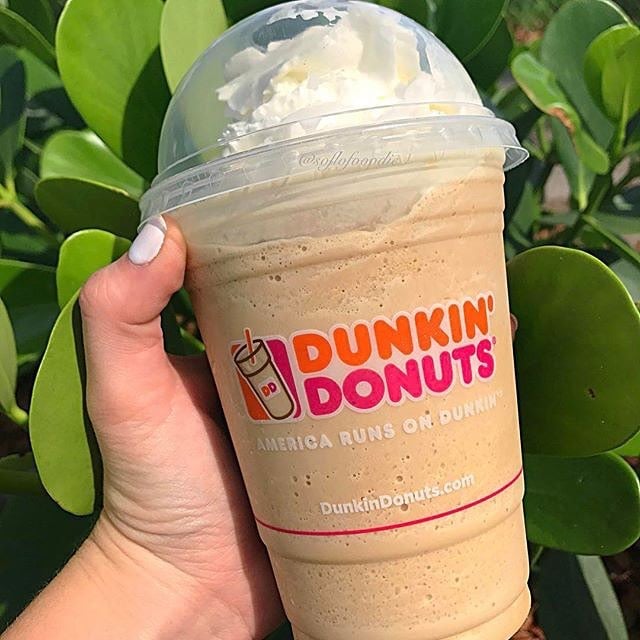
[121,47,170,182]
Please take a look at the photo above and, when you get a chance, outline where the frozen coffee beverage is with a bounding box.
[140,2,531,638]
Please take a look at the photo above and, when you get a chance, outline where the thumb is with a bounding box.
[80,216,186,429]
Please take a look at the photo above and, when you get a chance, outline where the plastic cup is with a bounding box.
[140,2,531,638]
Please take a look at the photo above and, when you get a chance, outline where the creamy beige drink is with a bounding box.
[178,152,529,639]
[140,2,530,638]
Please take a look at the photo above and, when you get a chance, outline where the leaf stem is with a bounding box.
[557,174,611,244]
[6,402,29,430]
[0,176,58,243]
[7,197,49,233]
[583,214,640,269]
[529,544,546,570]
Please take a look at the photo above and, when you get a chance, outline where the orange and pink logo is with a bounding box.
[232,293,497,423]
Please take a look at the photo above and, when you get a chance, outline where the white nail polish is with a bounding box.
[129,216,167,265]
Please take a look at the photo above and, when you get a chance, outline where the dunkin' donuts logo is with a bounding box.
[232,293,497,423]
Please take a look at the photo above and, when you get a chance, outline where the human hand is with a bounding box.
[77,216,284,639]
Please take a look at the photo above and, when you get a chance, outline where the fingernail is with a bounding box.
[129,216,167,265]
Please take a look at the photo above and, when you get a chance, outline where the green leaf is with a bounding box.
[505,181,539,250]
[40,130,145,198]
[56,230,130,308]
[593,211,640,236]
[0,296,17,415]
[536,552,628,640]
[0,453,44,495]
[0,215,58,266]
[507,246,640,456]
[551,118,594,210]
[14,46,60,98]
[512,53,609,175]
[464,20,512,91]
[435,0,506,62]
[540,0,629,147]
[35,177,139,239]
[584,24,639,113]
[222,0,276,24]
[524,453,640,555]
[0,494,96,630]
[573,128,610,175]
[57,0,171,179]
[160,0,227,93]
[30,293,97,515]
[0,258,57,366]
[375,0,432,26]
[0,5,56,69]
[615,428,640,456]
[512,52,580,128]
[0,46,26,182]
[610,259,640,302]
[7,0,55,43]
[602,35,640,126]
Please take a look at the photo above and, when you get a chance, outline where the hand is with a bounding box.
[77,216,283,639]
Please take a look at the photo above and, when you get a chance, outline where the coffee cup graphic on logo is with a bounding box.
[234,338,295,420]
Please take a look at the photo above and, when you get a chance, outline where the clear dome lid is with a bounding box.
[140,0,528,221]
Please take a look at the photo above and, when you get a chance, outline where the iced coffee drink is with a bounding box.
[140,2,530,639]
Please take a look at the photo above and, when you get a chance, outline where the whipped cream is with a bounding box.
[216,3,481,153]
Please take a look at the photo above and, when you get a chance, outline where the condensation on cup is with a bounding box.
[140,2,532,638]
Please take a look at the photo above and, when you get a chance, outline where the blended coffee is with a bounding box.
[140,2,531,638]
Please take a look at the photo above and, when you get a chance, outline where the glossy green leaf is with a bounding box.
[495,85,535,126]
[610,259,640,303]
[536,552,628,640]
[0,296,17,415]
[375,0,432,26]
[14,46,60,98]
[222,0,277,24]
[0,453,44,495]
[0,226,57,267]
[505,181,539,251]
[615,429,640,456]
[35,177,139,239]
[435,0,506,62]
[584,24,639,112]
[7,0,55,43]
[512,52,579,127]
[0,258,57,366]
[610,186,640,214]
[573,128,610,175]
[540,0,628,147]
[524,453,640,554]
[0,494,96,630]
[160,0,227,93]
[0,46,26,181]
[602,35,640,126]
[512,53,609,175]
[40,130,145,198]
[507,246,640,456]
[56,230,130,308]
[57,0,170,179]
[465,20,512,91]
[593,211,640,236]
[0,5,55,68]
[30,293,97,515]
[551,118,594,211]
